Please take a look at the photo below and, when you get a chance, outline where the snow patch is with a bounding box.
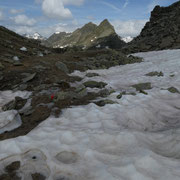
[13,56,19,61]
[122,36,133,43]
[20,47,27,51]
[0,50,180,179]
[0,110,21,134]
[0,91,31,133]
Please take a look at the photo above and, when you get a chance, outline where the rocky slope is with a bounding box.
[0,26,50,62]
[0,25,141,141]
[125,1,180,52]
[44,19,125,49]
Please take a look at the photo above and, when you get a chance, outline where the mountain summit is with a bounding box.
[44,19,125,49]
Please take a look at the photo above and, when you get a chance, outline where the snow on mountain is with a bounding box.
[122,36,133,43]
[24,32,46,40]
[0,49,180,179]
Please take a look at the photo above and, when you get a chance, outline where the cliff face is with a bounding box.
[126,1,180,52]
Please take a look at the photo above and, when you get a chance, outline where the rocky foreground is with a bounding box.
[0,1,180,178]
[0,49,180,180]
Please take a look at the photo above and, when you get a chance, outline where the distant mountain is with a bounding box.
[44,19,125,49]
[24,32,46,41]
[122,36,133,43]
[126,1,180,52]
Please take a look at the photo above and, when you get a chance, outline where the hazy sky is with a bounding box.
[0,0,178,38]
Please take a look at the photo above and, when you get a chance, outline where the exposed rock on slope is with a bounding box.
[44,32,71,47]
[126,1,180,52]
[0,26,50,60]
[45,19,125,49]
[88,33,125,50]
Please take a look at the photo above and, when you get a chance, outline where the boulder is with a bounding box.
[22,73,36,83]
[86,72,99,77]
[95,99,117,107]
[132,82,152,91]
[167,87,179,93]
[55,62,69,74]
[145,71,164,77]
[83,81,107,88]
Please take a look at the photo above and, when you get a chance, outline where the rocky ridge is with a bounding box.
[44,19,125,49]
[125,1,180,52]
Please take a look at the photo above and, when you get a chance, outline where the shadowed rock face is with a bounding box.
[44,19,125,49]
[125,1,180,53]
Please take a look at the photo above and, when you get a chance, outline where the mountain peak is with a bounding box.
[100,19,111,25]
[83,22,97,29]
[45,18,123,48]
[98,19,115,31]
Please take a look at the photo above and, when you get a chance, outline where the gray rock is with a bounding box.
[75,84,86,93]
[19,84,28,91]
[44,50,51,55]
[37,52,44,57]
[75,85,88,98]
[167,87,179,93]
[95,99,117,107]
[170,74,175,77]
[2,97,28,111]
[22,73,36,83]
[117,93,123,99]
[55,62,69,73]
[55,151,78,164]
[34,84,49,91]
[132,82,152,91]
[2,100,16,111]
[77,88,88,98]
[139,89,148,95]
[20,106,34,116]
[55,91,72,101]
[145,71,164,77]
[83,81,107,89]
[86,72,99,77]
[33,65,47,70]
[98,88,114,97]
[31,173,46,180]
[3,58,14,64]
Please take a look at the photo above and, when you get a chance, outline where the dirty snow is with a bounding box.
[13,56,20,61]
[0,91,31,134]
[0,49,180,179]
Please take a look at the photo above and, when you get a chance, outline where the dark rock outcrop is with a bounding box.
[125,1,180,53]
